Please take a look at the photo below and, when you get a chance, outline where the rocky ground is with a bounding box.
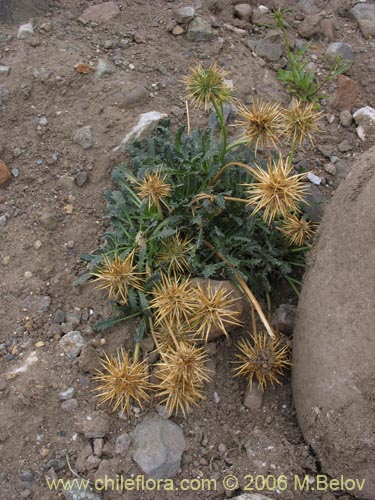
[1,1,375,499]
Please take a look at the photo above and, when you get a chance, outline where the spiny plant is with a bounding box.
[75,62,321,415]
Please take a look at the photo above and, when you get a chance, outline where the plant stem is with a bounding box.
[203,240,275,338]
[134,341,140,363]
[213,100,227,163]
[210,161,256,186]
[225,138,249,153]
[289,138,298,165]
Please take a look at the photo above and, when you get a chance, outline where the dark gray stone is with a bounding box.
[63,484,102,500]
[72,126,92,150]
[301,184,326,222]
[325,42,354,67]
[173,6,195,24]
[131,414,185,478]
[187,16,216,41]
[0,0,49,24]
[243,383,263,410]
[121,85,148,108]
[83,411,110,439]
[271,304,297,335]
[350,3,375,38]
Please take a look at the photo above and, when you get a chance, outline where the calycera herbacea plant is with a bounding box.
[79,62,322,414]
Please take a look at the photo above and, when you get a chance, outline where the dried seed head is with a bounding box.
[282,99,323,146]
[136,169,172,209]
[155,342,212,416]
[243,156,307,224]
[184,62,232,111]
[191,282,243,342]
[233,332,291,390]
[278,215,314,246]
[156,233,192,274]
[91,251,144,305]
[234,98,284,154]
[150,273,198,327]
[93,348,151,414]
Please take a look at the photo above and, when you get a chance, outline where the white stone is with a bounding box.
[17,23,34,40]
[114,111,168,152]
[307,172,322,185]
[0,65,10,76]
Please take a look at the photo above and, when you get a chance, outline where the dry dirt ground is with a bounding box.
[0,1,374,499]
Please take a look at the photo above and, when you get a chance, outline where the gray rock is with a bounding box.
[79,1,120,24]
[63,484,102,500]
[93,438,103,457]
[173,6,195,24]
[121,85,148,108]
[95,59,114,78]
[234,4,252,22]
[73,126,92,150]
[17,23,33,39]
[325,42,354,67]
[298,13,322,39]
[58,387,75,400]
[0,0,49,23]
[0,215,7,227]
[0,65,10,76]
[59,331,85,360]
[65,312,81,327]
[57,175,75,191]
[271,304,297,335]
[339,110,353,128]
[115,433,131,454]
[302,184,326,222]
[0,84,10,104]
[298,0,318,14]
[19,470,34,482]
[338,139,352,153]
[187,16,216,41]
[61,398,78,413]
[114,111,167,152]
[255,38,282,62]
[131,414,185,478]
[83,411,110,439]
[324,163,336,176]
[243,383,263,410]
[75,171,88,187]
[350,3,375,39]
[22,295,51,314]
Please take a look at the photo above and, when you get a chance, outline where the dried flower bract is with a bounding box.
[243,156,307,223]
[184,63,232,111]
[282,99,322,146]
[279,215,314,246]
[91,251,143,304]
[93,348,151,414]
[155,343,212,416]
[233,332,290,390]
[136,169,172,209]
[234,98,283,153]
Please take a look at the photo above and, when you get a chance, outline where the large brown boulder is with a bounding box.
[292,147,375,499]
[0,0,49,23]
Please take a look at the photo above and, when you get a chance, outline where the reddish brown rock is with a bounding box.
[0,160,11,187]
[331,75,357,112]
[321,18,336,41]
[78,1,120,24]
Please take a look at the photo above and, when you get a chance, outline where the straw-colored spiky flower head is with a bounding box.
[282,99,323,146]
[184,62,232,111]
[136,169,172,209]
[243,156,307,224]
[190,282,243,342]
[156,233,192,274]
[155,343,212,416]
[234,98,284,154]
[233,332,291,390]
[279,215,314,246]
[93,348,151,414]
[150,273,198,327]
[91,251,144,305]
